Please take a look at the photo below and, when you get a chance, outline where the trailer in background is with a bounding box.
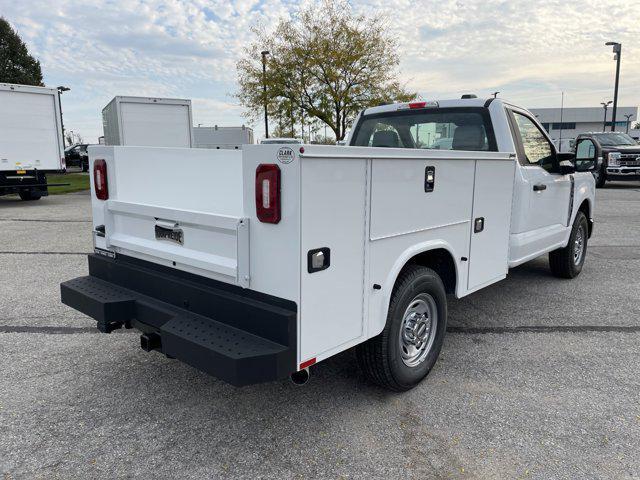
[102,96,193,148]
[193,125,254,150]
[0,83,66,201]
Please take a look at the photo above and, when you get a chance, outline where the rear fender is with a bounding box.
[369,240,459,339]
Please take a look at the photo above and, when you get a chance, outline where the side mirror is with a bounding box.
[574,139,597,172]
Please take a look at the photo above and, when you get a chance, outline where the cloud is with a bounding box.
[1,0,638,141]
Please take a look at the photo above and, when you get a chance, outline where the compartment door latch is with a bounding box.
[424,166,436,192]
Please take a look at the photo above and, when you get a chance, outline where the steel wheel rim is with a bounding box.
[398,293,438,367]
[574,225,585,265]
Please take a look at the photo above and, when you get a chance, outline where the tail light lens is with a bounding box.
[255,164,281,223]
[93,159,108,200]
[409,101,427,109]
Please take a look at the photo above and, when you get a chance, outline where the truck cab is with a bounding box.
[574,131,640,187]
[347,97,595,269]
[61,97,596,391]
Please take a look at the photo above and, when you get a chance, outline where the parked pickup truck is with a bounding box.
[573,131,640,187]
[61,97,597,391]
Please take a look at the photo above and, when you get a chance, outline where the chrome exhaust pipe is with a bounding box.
[290,367,310,386]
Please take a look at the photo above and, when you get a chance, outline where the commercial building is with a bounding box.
[529,106,639,151]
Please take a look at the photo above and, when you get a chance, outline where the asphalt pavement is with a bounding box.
[1,184,639,479]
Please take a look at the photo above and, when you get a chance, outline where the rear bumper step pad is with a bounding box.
[60,255,297,386]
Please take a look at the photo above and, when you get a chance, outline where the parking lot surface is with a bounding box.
[1,185,639,479]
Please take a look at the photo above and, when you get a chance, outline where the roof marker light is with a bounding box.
[400,101,439,110]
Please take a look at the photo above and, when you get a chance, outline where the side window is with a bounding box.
[512,112,555,172]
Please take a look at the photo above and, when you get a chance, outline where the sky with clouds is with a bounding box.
[2,0,639,141]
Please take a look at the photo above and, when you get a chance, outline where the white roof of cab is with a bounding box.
[362,97,498,116]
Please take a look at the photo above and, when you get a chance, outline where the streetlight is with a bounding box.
[558,91,565,151]
[260,50,270,139]
[605,42,621,131]
[623,114,633,134]
[57,86,70,148]
[601,101,612,132]
[492,91,500,98]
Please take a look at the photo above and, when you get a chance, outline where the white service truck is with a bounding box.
[0,83,66,200]
[61,97,597,391]
[102,96,193,148]
[193,125,254,150]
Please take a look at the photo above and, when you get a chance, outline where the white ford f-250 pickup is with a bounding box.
[61,97,597,391]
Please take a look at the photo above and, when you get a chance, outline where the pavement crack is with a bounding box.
[3,324,638,335]
[0,251,88,255]
[0,326,99,334]
[0,218,91,223]
[447,325,640,334]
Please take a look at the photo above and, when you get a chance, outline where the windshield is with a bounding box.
[351,108,495,151]
[594,133,637,146]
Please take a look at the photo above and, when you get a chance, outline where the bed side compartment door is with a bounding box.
[299,158,367,361]
[467,159,516,290]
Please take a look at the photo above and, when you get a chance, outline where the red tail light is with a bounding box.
[93,159,108,200]
[255,164,280,223]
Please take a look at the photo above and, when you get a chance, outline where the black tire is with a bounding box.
[356,265,447,391]
[549,211,588,279]
[19,190,42,201]
[593,165,606,188]
[82,160,89,172]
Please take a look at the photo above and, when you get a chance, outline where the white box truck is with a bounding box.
[61,97,597,390]
[193,125,254,150]
[0,83,66,200]
[102,96,193,148]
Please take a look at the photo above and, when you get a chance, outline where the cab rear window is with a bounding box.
[351,107,497,151]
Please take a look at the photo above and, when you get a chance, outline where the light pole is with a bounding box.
[605,42,621,131]
[57,86,70,148]
[558,91,564,151]
[492,91,499,98]
[261,50,270,139]
[601,101,612,132]
[624,114,633,134]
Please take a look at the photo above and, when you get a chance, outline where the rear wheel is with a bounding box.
[82,160,89,172]
[549,211,588,278]
[356,265,447,391]
[19,189,42,201]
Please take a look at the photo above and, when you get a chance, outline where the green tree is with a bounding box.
[236,0,415,140]
[0,17,44,86]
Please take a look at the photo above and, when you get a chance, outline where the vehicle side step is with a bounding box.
[60,276,136,333]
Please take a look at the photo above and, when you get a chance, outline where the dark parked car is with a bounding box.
[64,144,90,171]
[574,132,640,188]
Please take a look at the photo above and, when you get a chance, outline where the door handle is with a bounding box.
[533,183,547,191]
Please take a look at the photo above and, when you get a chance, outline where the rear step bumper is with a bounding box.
[61,254,297,387]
